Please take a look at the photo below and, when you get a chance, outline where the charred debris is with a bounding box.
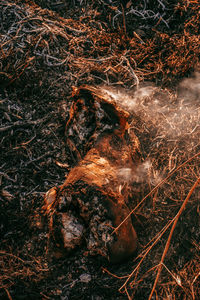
[0,1,200,299]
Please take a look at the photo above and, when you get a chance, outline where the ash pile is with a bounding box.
[43,85,140,263]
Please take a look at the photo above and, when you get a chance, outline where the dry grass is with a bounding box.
[101,82,200,298]
[1,0,199,89]
[0,0,200,299]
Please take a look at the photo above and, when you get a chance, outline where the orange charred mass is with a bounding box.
[44,86,140,263]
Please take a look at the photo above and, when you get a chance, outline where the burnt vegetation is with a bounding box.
[0,1,200,299]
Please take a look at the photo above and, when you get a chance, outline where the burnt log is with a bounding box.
[43,86,140,263]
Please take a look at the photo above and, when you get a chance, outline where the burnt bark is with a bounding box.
[43,86,140,263]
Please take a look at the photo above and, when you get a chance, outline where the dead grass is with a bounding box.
[0,0,200,299]
[1,0,199,89]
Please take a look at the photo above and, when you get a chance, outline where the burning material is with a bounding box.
[43,86,140,263]
[1,0,199,297]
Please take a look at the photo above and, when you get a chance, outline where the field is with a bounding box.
[0,1,200,299]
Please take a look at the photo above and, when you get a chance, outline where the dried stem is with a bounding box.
[112,151,200,235]
[148,176,200,299]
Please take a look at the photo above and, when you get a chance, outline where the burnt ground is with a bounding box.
[0,1,200,299]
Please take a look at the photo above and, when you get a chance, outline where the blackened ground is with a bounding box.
[0,1,200,299]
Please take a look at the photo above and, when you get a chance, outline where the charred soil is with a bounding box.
[0,1,200,299]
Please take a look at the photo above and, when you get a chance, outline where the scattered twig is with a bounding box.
[119,218,175,292]
[112,151,200,235]
[0,117,47,133]
[148,176,200,299]
[4,288,12,300]
[24,151,54,167]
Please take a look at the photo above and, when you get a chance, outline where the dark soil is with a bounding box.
[0,1,200,299]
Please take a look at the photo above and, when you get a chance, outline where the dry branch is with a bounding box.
[149,176,200,299]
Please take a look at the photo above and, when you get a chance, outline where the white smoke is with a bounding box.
[101,73,200,141]
[117,160,163,186]
[102,73,200,186]
[179,72,200,101]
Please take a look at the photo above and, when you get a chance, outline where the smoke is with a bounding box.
[179,72,200,101]
[117,160,163,186]
[102,73,200,186]
[103,78,199,141]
